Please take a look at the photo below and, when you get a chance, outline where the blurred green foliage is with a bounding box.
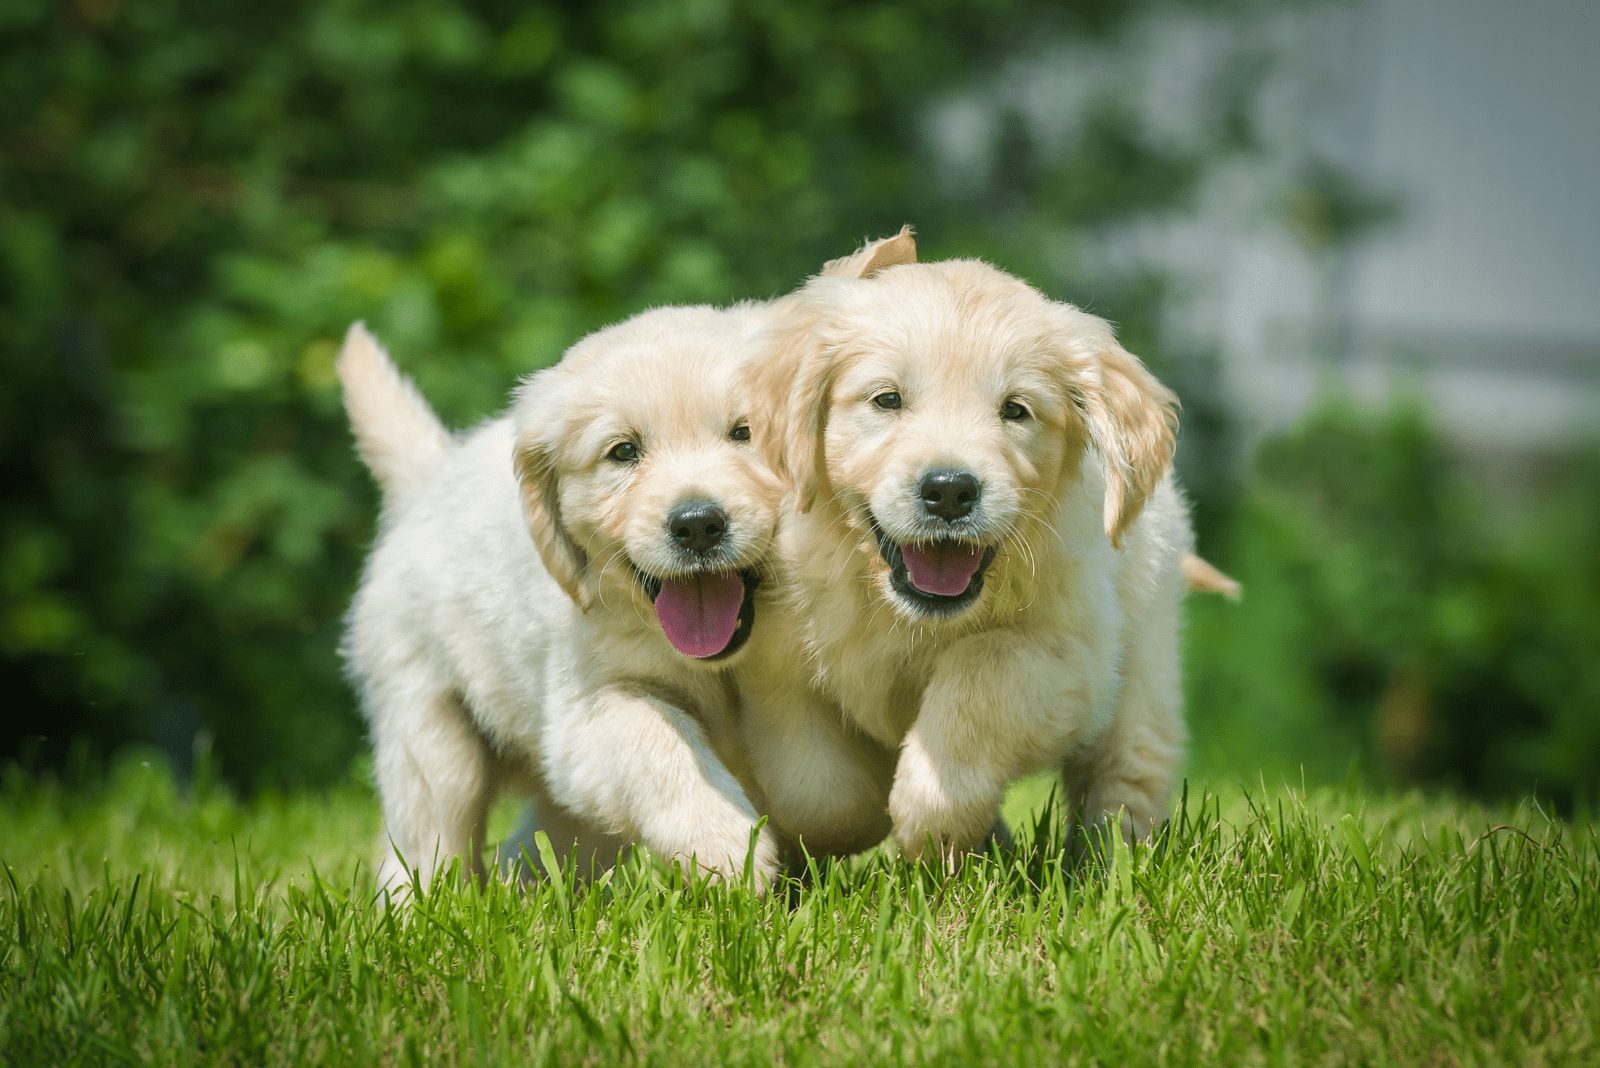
[1189,404,1600,811]
[3,0,1591,805]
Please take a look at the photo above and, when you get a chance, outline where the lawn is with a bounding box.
[2,756,1596,1065]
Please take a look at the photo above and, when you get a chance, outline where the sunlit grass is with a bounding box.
[3,756,1596,1064]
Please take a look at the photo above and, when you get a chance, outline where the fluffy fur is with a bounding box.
[337,234,922,895]
[340,310,787,894]
[741,257,1198,862]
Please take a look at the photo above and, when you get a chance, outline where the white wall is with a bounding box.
[1227,0,1600,447]
[934,0,1600,450]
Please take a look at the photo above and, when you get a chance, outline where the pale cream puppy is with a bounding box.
[338,237,914,895]
[340,306,786,894]
[743,252,1196,862]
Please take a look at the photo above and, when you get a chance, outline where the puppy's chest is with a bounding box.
[816,630,929,749]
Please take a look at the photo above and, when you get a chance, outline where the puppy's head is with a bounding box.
[774,259,1178,622]
[512,306,782,663]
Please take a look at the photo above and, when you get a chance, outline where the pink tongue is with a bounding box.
[900,543,984,597]
[653,571,746,658]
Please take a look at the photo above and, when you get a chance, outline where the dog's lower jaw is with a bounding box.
[867,516,998,620]
[629,563,762,663]
[884,565,987,620]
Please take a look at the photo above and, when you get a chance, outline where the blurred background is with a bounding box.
[3,0,1596,809]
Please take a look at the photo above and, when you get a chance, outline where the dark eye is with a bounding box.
[729,422,751,443]
[872,391,902,411]
[1000,399,1030,421]
[607,441,640,463]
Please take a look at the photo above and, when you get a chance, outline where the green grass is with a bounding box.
[3,756,1597,1065]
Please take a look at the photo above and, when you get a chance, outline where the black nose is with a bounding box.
[668,500,728,553]
[918,469,980,521]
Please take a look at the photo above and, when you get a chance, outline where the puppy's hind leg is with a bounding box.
[368,683,496,900]
[1071,580,1187,848]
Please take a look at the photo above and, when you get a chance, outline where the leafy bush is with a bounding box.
[16,4,1585,806]
[1188,403,1600,809]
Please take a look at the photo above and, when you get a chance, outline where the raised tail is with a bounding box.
[1182,553,1242,600]
[336,323,451,498]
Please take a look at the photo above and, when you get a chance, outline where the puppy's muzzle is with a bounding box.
[632,497,761,662]
[865,467,1003,617]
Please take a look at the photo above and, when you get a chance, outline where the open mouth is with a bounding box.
[869,515,996,616]
[633,566,761,661]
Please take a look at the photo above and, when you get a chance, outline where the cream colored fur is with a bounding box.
[336,325,453,499]
[339,312,787,896]
[742,257,1197,863]
[336,233,923,896]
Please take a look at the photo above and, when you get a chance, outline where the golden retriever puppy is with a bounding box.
[339,307,786,894]
[743,253,1197,862]
[337,236,915,895]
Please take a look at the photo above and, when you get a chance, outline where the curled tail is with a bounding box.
[336,323,451,498]
[1182,553,1242,600]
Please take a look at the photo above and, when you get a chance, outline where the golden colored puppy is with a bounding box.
[340,307,786,895]
[338,237,919,895]
[743,251,1196,861]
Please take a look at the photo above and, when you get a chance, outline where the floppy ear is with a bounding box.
[818,225,917,279]
[1057,315,1180,547]
[783,338,837,514]
[746,306,836,514]
[511,374,590,608]
[757,229,916,512]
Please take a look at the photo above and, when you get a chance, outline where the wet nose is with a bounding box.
[668,500,728,553]
[918,469,980,521]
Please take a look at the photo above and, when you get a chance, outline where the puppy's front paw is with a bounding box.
[740,825,784,894]
[376,852,419,907]
[1082,783,1167,847]
[888,741,1002,868]
[672,821,783,894]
